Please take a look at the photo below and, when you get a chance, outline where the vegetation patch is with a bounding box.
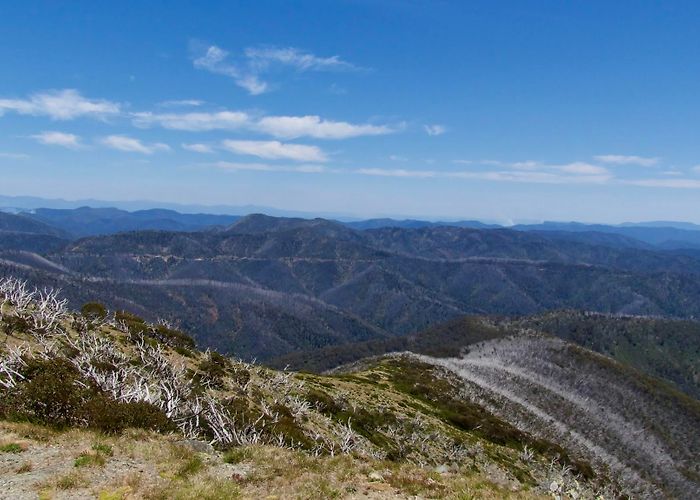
[0,442,24,453]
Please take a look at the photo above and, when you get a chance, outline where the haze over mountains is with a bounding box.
[3,204,700,363]
[4,200,700,249]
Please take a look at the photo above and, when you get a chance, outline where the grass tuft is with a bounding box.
[0,442,24,453]
[74,451,107,467]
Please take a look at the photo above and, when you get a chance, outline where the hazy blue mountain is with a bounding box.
[514,221,700,249]
[344,218,499,230]
[22,206,241,237]
[620,221,700,231]
[0,211,67,237]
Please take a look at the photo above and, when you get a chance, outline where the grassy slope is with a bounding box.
[1,306,613,499]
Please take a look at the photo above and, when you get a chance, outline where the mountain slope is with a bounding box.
[272,312,700,402]
[415,334,700,499]
[2,278,637,498]
[4,215,700,361]
[0,212,67,238]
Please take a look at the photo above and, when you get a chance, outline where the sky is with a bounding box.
[1,0,700,223]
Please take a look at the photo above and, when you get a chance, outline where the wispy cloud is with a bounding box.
[182,143,214,153]
[0,89,120,120]
[193,45,268,95]
[132,111,249,131]
[193,44,359,95]
[132,109,397,139]
[594,154,659,167]
[255,115,397,139]
[424,124,446,136]
[624,178,700,189]
[221,140,326,162]
[354,166,610,184]
[354,168,435,178]
[157,99,205,108]
[100,135,170,154]
[30,131,83,149]
[213,161,325,174]
[0,152,29,160]
[244,46,357,72]
[558,162,609,175]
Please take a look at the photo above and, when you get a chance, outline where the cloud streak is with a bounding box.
[213,161,325,174]
[132,109,397,139]
[30,131,83,149]
[193,44,359,95]
[255,115,396,139]
[221,140,327,162]
[594,154,659,167]
[0,89,120,120]
[424,124,446,136]
[182,143,214,153]
[100,135,170,154]
[132,110,249,131]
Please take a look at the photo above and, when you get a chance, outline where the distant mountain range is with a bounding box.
[4,202,700,249]
[3,211,700,362]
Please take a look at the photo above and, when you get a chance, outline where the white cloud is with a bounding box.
[424,124,446,136]
[557,162,610,176]
[157,99,205,108]
[182,143,214,154]
[213,161,325,174]
[348,161,611,185]
[692,165,700,173]
[594,154,659,167]
[389,155,407,162]
[134,108,396,139]
[101,135,170,154]
[193,44,358,95]
[30,131,83,149]
[132,111,250,131]
[194,45,269,95]
[0,89,120,120]
[255,115,396,139]
[244,46,357,72]
[221,140,326,162]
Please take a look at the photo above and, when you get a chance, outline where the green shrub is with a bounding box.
[81,302,107,320]
[1,358,95,428]
[2,314,31,335]
[198,351,229,388]
[0,357,174,434]
[152,324,196,350]
[82,399,175,434]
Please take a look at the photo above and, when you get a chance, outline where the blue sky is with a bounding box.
[1,1,700,223]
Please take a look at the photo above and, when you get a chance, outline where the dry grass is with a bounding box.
[0,420,548,499]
